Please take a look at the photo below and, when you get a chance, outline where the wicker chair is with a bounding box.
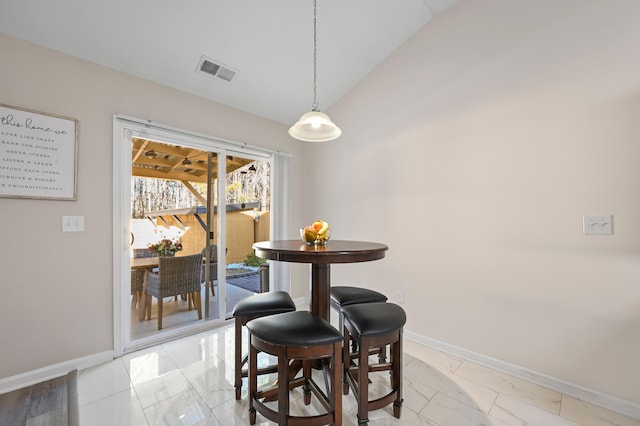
[131,269,145,309]
[201,245,226,296]
[145,253,203,330]
[131,248,153,309]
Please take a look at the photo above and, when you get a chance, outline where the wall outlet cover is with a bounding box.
[583,215,613,235]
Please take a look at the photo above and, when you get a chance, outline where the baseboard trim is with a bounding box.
[405,330,640,421]
[0,350,113,395]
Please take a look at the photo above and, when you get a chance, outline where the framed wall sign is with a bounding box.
[0,103,78,200]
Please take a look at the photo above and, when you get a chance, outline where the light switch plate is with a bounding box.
[62,216,85,232]
[583,215,613,235]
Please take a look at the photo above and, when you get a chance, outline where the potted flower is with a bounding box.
[148,237,183,256]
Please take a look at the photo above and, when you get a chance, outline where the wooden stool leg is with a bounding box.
[357,336,369,425]
[277,348,289,424]
[303,360,312,405]
[343,326,351,395]
[234,318,243,400]
[378,344,387,363]
[332,341,343,426]
[392,331,403,418]
[248,336,257,425]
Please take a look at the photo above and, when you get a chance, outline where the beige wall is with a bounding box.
[2,0,640,413]
[305,0,640,406]
[0,33,305,378]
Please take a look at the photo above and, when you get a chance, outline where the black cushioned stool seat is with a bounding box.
[232,291,296,400]
[247,311,343,426]
[330,286,387,331]
[342,302,406,425]
[330,286,388,359]
[330,286,388,307]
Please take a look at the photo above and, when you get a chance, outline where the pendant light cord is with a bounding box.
[312,0,318,111]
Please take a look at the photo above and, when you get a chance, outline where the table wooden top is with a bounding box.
[130,256,159,269]
[252,240,388,264]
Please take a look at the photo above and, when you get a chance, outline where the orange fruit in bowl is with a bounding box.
[303,226,317,243]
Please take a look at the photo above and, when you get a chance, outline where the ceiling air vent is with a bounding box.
[197,56,237,83]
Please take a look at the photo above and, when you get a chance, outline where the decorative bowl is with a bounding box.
[300,228,331,245]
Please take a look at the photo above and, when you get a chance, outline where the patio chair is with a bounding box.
[131,269,144,309]
[145,253,203,330]
[131,248,153,308]
[201,244,227,296]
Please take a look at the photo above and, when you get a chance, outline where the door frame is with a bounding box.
[112,114,289,356]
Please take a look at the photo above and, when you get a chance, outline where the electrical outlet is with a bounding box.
[397,291,405,304]
[583,215,613,235]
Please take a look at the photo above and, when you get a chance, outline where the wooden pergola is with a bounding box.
[131,137,254,205]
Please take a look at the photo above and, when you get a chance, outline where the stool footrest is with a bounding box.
[240,364,278,379]
[348,346,387,362]
[254,378,335,426]
[369,392,400,412]
[345,366,400,411]
[253,396,335,426]
[348,362,392,375]
[259,376,306,402]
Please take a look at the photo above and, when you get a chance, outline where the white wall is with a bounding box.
[305,0,640,406]
[0,33,307,379]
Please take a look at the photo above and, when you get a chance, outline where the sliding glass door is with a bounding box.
[113,116,275,355]
[129,138,225,341]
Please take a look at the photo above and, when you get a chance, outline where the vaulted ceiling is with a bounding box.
[0,0,462,125]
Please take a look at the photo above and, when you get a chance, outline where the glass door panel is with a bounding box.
[129,138,222,340]
[224,154,271,318]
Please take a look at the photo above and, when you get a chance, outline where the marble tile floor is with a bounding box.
[131,283,256,340]
[78,322,640,426]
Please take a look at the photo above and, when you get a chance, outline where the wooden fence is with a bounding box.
[134,210,270,265]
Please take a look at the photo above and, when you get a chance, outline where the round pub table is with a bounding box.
[252,240,388,321]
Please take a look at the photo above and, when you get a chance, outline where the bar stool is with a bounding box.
[342,302,406,425]
[232,291,296,400]
[247,311,343,426]
[330,286,387,331]
[330,286,387,358]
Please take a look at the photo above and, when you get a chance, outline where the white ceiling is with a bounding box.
[0,0,461,125]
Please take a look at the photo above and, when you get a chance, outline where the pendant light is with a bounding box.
[288,0,342,142]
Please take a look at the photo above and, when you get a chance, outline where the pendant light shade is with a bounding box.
[288,110,342,142]
[288,0,341,142]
